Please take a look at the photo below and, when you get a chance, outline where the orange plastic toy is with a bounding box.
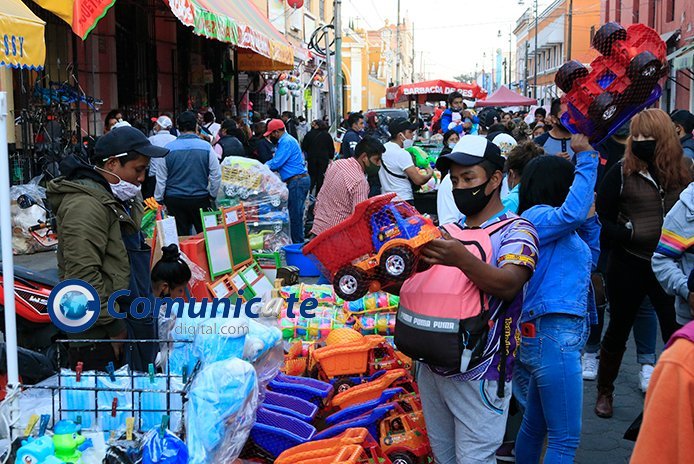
[275,428,390,464]
[303,193,441,301]
[331,369,419,411]
[379,410,431,464]
[309,334,411,393]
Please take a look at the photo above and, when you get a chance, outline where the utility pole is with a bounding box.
[567,0,573,61]
[508,27,512,86]
[533,0,538,100]
[524,42,529,96]
[411,23,415,83]
[334,0,343,121]
[396,0,401,85]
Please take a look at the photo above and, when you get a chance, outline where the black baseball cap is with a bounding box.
[436,135,505,171]
[93,126,168,162]
[388,118,416,137]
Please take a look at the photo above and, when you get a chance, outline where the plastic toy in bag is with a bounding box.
[193,316,249,365]
[243,318,282,364]
[142,429,189,464]
[186,358,258,464]
[14,435,64,464]
[557,22,668,145]
[303,194,441,300]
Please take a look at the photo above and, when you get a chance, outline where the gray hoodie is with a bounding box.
[652,182,694,325]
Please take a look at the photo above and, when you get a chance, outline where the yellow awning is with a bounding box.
[0,0,46,70]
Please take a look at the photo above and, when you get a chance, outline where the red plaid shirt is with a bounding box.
[311,157,369,235]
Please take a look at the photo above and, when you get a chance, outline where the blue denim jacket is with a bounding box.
[520,150,601,324]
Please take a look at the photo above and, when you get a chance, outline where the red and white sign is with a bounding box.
[386,80,487,106]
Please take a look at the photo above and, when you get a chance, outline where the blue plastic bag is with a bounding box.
[142,428,189,464]
[186,358,258,464]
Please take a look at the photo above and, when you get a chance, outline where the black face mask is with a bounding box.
[452,179,493,217]
[631,140,657,163]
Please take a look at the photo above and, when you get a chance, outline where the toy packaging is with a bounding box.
[557,22,667,144]
[217,156,291,253]
[303,194,441,300]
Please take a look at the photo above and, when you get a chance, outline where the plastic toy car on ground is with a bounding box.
[330,369,418,411]
[556,22,667,145]
[303,193,441,301]
[275,427,392,464]
[308,334,411,393]
[316,402,431,464]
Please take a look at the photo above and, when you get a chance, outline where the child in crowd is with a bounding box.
[514,134,600,462]
[501,141,544,213]
[151,244,192,369]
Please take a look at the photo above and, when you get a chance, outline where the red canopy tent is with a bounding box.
[386,80,487,107]
[474,85,537,107]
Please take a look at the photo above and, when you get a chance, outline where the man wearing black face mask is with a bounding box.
[397,135,539,463]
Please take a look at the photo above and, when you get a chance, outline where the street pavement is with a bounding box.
[7,252,650,462]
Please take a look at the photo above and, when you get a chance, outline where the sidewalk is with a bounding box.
[577,334,649,463]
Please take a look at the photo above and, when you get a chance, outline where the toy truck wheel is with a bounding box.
[333,377,355,393]
[555,61,589,93]
[389,452,416,464]
[592,22,627,56]
[333,266,369,301]
[588,92,620,126]
[381,247,415,281]
[628,51,662,82]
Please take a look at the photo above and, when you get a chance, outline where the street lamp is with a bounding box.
[518,0,538,99]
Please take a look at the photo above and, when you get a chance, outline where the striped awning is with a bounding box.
[168,0,294,67]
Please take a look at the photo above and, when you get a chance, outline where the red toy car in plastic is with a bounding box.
[556,22,667,144]
[303,193,441,301]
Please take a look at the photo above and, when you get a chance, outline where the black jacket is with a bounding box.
[302,129,335,163]
[216,135,246,160]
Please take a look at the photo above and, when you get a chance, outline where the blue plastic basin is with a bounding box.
[283,244,321,277]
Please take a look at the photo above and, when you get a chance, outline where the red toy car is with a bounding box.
[303,193,441,301]
[556,22,667,144]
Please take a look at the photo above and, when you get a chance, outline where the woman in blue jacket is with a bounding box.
[514,134,600,462]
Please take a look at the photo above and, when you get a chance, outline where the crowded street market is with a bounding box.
[0,0,693,463]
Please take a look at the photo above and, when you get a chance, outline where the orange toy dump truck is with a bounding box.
[275,427,392,464]
[309,334,411,393]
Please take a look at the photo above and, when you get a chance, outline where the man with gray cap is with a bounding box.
[145,115,176,198]
[47,126,169,372]
[155,111,222,235]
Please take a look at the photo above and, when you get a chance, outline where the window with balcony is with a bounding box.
[606,0,610,22]
[615,1,621,23]
[633,0,639,23]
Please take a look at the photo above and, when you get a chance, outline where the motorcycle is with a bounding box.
[0,194,64,385]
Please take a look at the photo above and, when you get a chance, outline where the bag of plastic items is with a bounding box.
[186,358,258,464]
[193,316,249,365]
[142,429,188,464]
[217,157,291,252]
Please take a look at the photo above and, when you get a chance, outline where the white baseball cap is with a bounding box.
[155,115,173,130]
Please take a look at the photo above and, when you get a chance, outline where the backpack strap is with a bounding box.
[381,160,408,179]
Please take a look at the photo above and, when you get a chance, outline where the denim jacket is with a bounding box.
[520,150,601,324]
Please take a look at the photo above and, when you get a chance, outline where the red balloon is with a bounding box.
[288,0,304,8]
